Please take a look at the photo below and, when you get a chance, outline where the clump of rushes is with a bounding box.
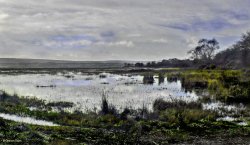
[153,98,217,128]
[159,109,217,127]
[153,98,202,112]
[100,92,118,116]
[143,74,154,84]
[46,102,74,108]
[158,73,165,84]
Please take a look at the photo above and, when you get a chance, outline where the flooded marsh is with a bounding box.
[0,69,249,144]
[0,72,199,112]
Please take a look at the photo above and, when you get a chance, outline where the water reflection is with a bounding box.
[167,76,178,83]
[0,73,199,112]
[143,75,154,84]
[142,74,165,85]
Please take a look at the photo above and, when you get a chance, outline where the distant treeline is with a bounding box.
[126,31,250,69]
[125,59,193,68]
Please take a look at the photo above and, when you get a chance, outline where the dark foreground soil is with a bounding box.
[179,136,250,145]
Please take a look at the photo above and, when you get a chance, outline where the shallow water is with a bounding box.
[202,102,246,116]
[0,113,58,126]
[0,71,248,122]
[0,72,198,112]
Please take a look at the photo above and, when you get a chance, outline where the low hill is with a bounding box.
[0,58,126,69]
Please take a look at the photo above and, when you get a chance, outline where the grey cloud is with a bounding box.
[0,0,250,60]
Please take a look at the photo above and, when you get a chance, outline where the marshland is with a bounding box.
[1,1,250,144]
[1,35,250,144]
[0,68,249,144]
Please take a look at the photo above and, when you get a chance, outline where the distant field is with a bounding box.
[0,58,127,69]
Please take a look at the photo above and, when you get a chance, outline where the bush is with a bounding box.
[153,98,202,112]
[143,75,154,84]
[159,109,216,126]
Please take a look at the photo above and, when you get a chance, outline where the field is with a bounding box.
[0,68,249,144]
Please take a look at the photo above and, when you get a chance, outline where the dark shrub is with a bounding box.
[153,98,202,112]
[120,108,131,120]
[47,102,74,108]
[100,93,118,116]
[143,75,154,84]
[158,73,165,84]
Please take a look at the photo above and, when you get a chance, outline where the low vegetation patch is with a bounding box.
[167,70,250,104]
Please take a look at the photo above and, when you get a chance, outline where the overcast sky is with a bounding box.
[0,0,250,61]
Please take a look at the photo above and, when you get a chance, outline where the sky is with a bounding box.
[0,0,250,61]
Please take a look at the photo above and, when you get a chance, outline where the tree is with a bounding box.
[232,32,250,66]
[135,62,144,67]
[188,38,220,61]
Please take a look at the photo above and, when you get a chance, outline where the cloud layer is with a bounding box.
[0,0,250,60]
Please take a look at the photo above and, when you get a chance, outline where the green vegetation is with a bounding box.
[167,69,250,103]
[0,68,249,144]
[0,89,249,144]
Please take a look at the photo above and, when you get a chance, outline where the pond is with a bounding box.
[0,71,246,117]
[0,72,199,112]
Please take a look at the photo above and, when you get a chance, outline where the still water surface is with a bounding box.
[0,72,198,112]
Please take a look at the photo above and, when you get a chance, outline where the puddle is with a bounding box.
[202,102,245,116]
[216,116,248,126]
[0,113,59,126]
[216,116,236,122]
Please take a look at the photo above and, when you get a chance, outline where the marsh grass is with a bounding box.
[169,70,250,103]
[152,98,217,128]
[143,74,154,84]
[153,98,202,112]
[100,93,118,116]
